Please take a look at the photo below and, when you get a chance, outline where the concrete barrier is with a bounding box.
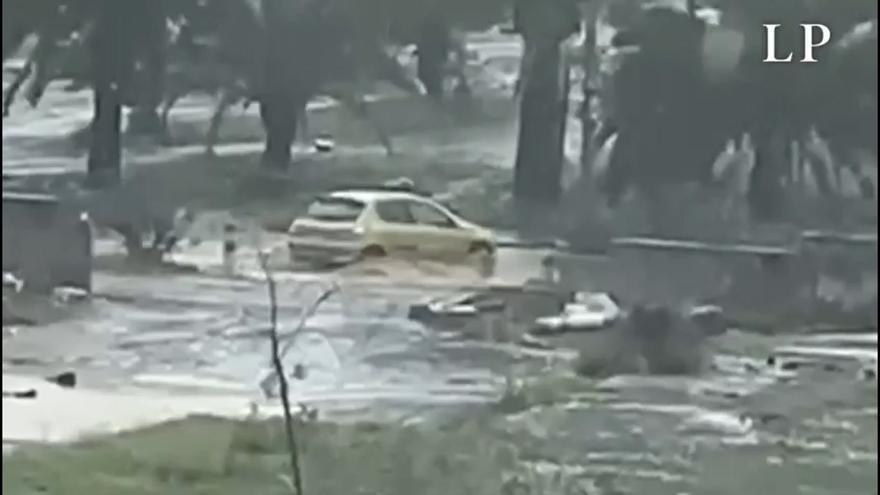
[801,231,878,312]
[557,237,804,313]
[2,191,92,293]
[553,232,876,322]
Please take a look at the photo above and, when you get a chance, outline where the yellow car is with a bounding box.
[287,188,497,271]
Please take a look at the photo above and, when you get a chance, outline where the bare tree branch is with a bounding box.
[256,250,305,495]
[277,282,341,359]
[2,59,33,117]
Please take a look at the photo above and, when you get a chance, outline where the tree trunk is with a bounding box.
[126,0,166,140]
[259,92,300,171]
[416,16,450,100]
[86,0,133,188]
[557,58,571,175]
[513,37,567,233]
[748,131,789,222]
[579,10,598,179]
[86,82,122,188]
[257,0,309,171]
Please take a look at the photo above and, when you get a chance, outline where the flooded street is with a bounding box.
[4,250,877,493]
[4,30,877,493]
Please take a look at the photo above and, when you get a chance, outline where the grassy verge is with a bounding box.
[2,372,596,495]
[2,415,528,495]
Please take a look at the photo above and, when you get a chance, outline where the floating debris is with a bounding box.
[2,389,37,399]
[533,292,621,334]
[45,371,76,388]
[2,272,24,293]
[52,286,89,304]
[313,135,336,153]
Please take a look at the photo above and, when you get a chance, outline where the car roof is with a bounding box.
[325,189,429,204]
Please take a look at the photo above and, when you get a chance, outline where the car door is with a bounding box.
[407,200,472,259]
[372,199,420,255]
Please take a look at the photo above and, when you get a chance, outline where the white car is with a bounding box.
[287,188,497,270]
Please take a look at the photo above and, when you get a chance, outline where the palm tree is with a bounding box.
[596,0,876,230]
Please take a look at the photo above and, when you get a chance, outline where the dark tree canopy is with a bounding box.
[600,0,877,220]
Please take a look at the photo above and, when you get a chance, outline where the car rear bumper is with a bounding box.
[287,237,364,265]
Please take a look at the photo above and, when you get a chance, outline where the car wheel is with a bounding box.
[469,242,496,277]
[360,245,387,259]
[468,241,495,255]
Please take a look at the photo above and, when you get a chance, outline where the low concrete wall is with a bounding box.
[801,231,878,312]
[2,192,92,293]
[554,232,876,322]
[556,237,806,312]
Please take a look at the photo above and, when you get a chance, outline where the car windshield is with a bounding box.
[305,197,365,222]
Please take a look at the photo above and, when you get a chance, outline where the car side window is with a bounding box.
[375,200,415,224]
[409,202,457,228]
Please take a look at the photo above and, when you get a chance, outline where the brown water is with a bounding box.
[3,258,876,494]
[4,59,876,494]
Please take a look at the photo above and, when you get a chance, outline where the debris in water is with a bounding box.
[292,363,307,380]
[518,333,552,350]
[532,291,620,334]
[687,304,727,336]
[52,286,89,304]
[314,135,335,152]
[1,308,36,327]
[2,272,24,293]
[2,389,37,399]
[383,176,416,190]
[858,365,877,381]
[46,371,77,388]
[158,207,197,252]
[222,222,239,276]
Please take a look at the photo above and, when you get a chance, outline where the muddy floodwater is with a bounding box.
[4,254,877,494]
[3,56,877,494]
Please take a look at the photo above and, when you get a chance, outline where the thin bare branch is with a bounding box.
[2,60,33,117]
[277,281,341,359]
[256,250,305,495]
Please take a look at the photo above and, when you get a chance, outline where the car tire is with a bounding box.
[469,242,496,277]
[468,241,495,255]
[360,245,387,258]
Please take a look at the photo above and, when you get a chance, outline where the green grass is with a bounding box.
[2,372,603,495]
[2,415,529,495]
